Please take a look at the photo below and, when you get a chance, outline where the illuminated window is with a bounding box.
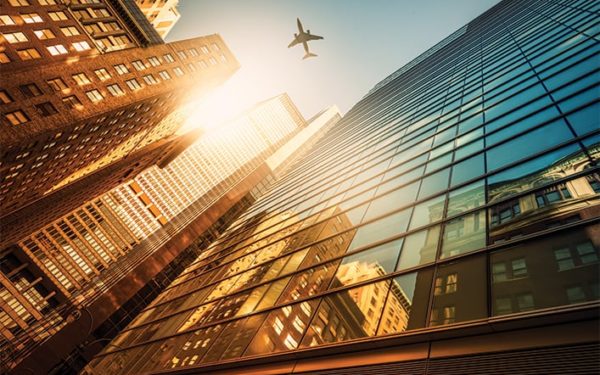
[72,41,91,51]
[158,70,171,80]
[48,11,68,21]
[131,60,145,71]
[39,0,57,4]
[148,56,160,67]
[200,45,209,54]
[47,77,67,92]
[173,67,184,76]
[35,102,58,117]
[1,52,11,64]
[85,89,103,103]
[72,72,91,86]
[0,90,14,104]
[60,26,80,36]
[272,317,283,335]
[34,29,55,40]
[114,63,129,75]
[125,78,142,91]
[142,74,158,85]
[3,32,28,44]
[188,48,199,57]
[17,48,41,61]
[211,43,220,51]
[434,273,458,295]
[94,68,111,81]
[106,83,124,96]
[209,57,217,65]
[8,0,29,6]
[0,15,16,25]
[22,13,43,23]
[5,110,30,125]
[283,334,298,349]
[163,53,175,63]
[177,50,187,60]
[187,63,197,72]
[47,44,68,56]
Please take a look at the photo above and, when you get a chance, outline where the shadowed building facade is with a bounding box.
[88,0,599,373]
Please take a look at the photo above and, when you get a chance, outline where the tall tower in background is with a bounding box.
[88,0,599,373]
[1,85,341,373]
[135,0,181,39]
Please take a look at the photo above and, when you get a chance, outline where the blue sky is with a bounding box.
[168,0,500,123]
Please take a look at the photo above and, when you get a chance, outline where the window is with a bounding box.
[47,44,68,56]
[34,29,55,40]
[173,67,184,76]
[35,102,58,117]
[3,32,28,44]
[131,60,145,71]
[60,26,80,36]
[72,41,91,51]
[434,273,458,295]
[114,63,129,75]
[177,50,187,60]
[22,13,43,23]
[163,53,175,63]
[148,56,160,67]
[47,77,67,92]
[0,90,14,104]
[125,78,142,91]
[187,63,197,72]
[142,74,158,85]
[200,45,209,54]
[39,0,57,4]
[20,83,43,97]
[62,95,82,109]
[0,52,10,63]
[85,89,103,103]
[211,43,220,51]
[8,0,29,6]
[209,57,217,65]
[158,70,171,80]
[72,72,91,86]
[0,15,16,25]
[48,11,68,21]
[5,110,30,125]
[106,83,124,96]
[94,68,111,81]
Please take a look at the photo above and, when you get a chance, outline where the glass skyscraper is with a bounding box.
[88,0,599,373]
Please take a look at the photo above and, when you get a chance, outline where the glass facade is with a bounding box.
[89,0,599,373]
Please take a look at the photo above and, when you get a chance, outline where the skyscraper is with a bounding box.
[1,93,341,374]
[135,0,181,39]
[0,0,239,248]
[88,0,599,373]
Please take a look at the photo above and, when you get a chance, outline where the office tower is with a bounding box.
[135,0,181,39]
[0,0,239,248]
[1,94,340,373]
[88,0,600,373]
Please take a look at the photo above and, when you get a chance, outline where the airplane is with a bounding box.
[288,18,323,60]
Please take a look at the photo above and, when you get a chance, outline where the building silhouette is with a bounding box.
[87,0,599,373]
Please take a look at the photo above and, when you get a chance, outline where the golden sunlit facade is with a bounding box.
[89,0,599,373]
[135,0,181,39]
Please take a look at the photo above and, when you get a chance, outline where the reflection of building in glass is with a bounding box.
[1,94,340,373]
[90,0,599,373]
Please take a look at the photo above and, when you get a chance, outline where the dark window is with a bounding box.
[19,83,43,97]
[35,101,58,116]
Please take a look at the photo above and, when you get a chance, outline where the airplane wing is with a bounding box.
[305,34,323,41]
[288,36,300,48]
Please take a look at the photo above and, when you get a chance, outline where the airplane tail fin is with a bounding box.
[303,52,317,60]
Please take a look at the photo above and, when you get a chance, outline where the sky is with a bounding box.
[167,0,501,128]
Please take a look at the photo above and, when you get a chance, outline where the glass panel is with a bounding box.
[301,280,391,347]
[566,102,600,137]
[167,326,221,369]
[377,268,434,335]
[408,194,446,230]
[486,120,574,172]
[488,176,600,244]
[396,225,440,270]
[278,260,341,304]
[451,153,485,187]
[440,210,486,259]
[332,239,403,288]
[201,313,267,363]
[245,300,320,355]
[447,180,485,217]
[487,143,585,203]
[418,168,450,199]
[429,254,487,326]
[347,209,412,252]
[491,225,600,316]
[363,182,420,222]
